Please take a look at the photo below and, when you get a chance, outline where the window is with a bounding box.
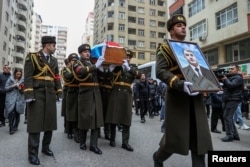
[119,12,125,19]
[149,0,155,5]
[128,5,136,12]
[108,11,114,18]
[150,31,156,38]
[150,9,156,16]
[128,40,136,45]
[158,21,165,27]
[138,41,144,47]
[150,42,156,49]
[189,19,207,41]
[225,38,250,63]
[203,48,218,66]
[6,12,9,21]
[138,7,144,14]
[150,20,156,26]
[3,42,7,51]
[138,29,144,36]
[188,0,205,17]
[107,34,114,41]
[118,24,125,31]
[118,36,125,44]
[138,18,144,25]
[138,52,145,59]
[158,32,165,38]
[138,0,144,3]
[128,16,136,23]
[119,0,125,7]
[216,3,238,29]
[108,23,114,30]
[158,11,165,17]
[128,28,136,34]
[150,53,156,61]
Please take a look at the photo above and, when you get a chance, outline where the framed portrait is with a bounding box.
[167,39,222,92]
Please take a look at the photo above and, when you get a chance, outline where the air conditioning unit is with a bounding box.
[199,36,206,41]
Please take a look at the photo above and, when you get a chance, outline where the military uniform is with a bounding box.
[60,59,70,134]
[72,44,104,154]
[106,50,140,151]
[153,15,212,167]
[63,54,80,141]
[24,36,62,165]
[97,66,113,139]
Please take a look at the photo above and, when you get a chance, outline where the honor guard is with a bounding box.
[72,44,104,154]
[24,36,62,165]
[105,49,140,151]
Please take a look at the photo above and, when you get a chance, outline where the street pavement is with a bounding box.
[0,102,250,167]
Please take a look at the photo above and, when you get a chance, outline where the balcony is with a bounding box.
[16,31,26,39]
[13,51,24,59]
[17,0,28,10]
[17,9,27,20]
[17,20,27,30]
[15,41,26,49]
[13,63,24,69]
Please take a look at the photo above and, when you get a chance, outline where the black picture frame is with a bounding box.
[167,39,222,92]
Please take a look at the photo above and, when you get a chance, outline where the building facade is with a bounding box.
[0,0,34,70]
[41,25,68,71]
[82,12,94,45]
[30,12,42,52]
[93,0,168,66]
[168,0,250,84]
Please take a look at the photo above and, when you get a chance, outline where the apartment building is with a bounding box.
[41,25,68,71]
[93,0,168,66]
[0,0,34,70]
[169,0,250,83]
[30,13,42,52]
[82,12,94,45]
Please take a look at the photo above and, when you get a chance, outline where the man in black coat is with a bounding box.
[220,64,244,142]
[0,65,11,127]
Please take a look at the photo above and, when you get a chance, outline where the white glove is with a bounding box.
[95,56,105,68]
[109,64,116,72]
[217,91,223,94]
[98,65,104,72]
[183,81,199,96]
[26,99,36,103]
[122,59,131,71]
[219,82,224,86]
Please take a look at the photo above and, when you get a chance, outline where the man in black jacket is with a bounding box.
[0,65,11,127]
[135,73,150,123]
[220,64,244,142]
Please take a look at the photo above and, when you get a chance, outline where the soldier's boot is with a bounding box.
[104,123,111,140]
[74,128,80,143]
[80,130,87,150]
[109,124,116,147]
[121,125,133,152]
[153,150,172,167]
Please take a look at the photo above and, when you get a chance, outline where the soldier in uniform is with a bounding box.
[97,64,115,140]
[63,53,80,142]
[153,14,212,167]
[106,50,140,152]
[60,58,70,134]
[24,36,62,165]
[72,44,104,154]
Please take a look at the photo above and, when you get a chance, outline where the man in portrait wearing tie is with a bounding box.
[182,49,218,91]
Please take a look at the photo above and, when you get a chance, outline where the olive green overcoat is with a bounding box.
[24,50,62,133]
[156,43,213,155]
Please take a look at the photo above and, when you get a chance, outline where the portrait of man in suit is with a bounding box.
[182,49,219,92]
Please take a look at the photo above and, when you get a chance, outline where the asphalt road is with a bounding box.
[0,102,250,167]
